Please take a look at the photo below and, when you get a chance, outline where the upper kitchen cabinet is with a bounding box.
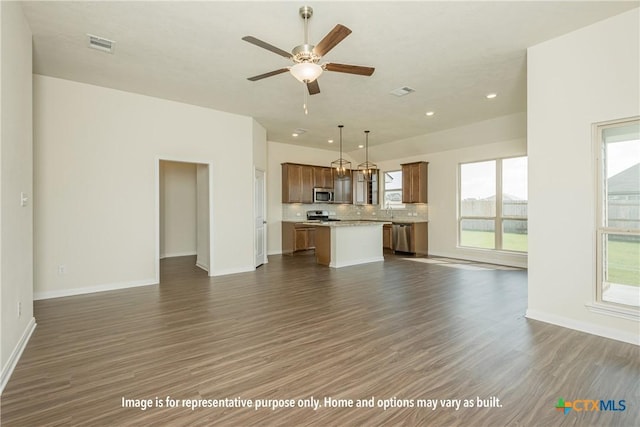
[401,162,428,203]
[313,166,333,189]
[353,170,379,205]
[282,163,314,203]
[333,170,353,204]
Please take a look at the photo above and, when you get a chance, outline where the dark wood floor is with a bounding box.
[2,254,638,426]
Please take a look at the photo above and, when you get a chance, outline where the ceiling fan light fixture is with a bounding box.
[290,62,323,83]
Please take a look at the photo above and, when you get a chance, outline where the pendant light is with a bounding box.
[331,125,351,180]
[357,130,377,181]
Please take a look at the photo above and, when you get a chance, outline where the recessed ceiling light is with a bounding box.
[358,144,364,149]
[486,93,497,99]
[328,139,334,143]
[292,133,299,137]
[425,111,435,116]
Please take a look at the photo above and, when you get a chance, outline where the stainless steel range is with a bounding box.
[306,210,340,222]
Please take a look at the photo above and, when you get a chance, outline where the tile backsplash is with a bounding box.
[283,203,428,222]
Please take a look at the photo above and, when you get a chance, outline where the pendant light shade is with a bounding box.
[357,130,377,181]
[331,125,351,180]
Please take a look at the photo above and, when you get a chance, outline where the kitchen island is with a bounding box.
[311,221,390,268]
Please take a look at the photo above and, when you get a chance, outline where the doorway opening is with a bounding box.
[157,159,212,281]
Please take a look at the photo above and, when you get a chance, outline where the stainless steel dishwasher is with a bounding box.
[392,223,412,253]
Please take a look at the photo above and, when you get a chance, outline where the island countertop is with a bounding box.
[302,220,392,227]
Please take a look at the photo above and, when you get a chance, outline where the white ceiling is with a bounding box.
[21,1,638,152]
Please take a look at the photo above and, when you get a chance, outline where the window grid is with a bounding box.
[458,157,528,253]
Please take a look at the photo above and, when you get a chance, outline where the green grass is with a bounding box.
[460,230,528,252]
[607,239,640,286]
[460,230,639,287]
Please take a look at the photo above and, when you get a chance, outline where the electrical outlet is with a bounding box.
[58,264,66,275]
[18,301,22,318]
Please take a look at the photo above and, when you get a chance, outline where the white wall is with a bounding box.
[0,1,36,392]
[266,141,354,254]
[253,119,267,171]
[361,113,527,163]
[196,163,210,271]
[34,75,260,299]
[159,160,197,259]
[374,114,528,268]
[527,8,639,344]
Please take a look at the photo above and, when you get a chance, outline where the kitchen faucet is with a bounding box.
[385,202,394,219]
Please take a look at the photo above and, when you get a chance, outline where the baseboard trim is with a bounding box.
[330,256,385,269]
[525,309,640,346]
[34,278,158,301]
[1,317,36,394]
[195,262,209,272]
[160,251,197,260]
[211,266,255,277]
[429,249,527,269]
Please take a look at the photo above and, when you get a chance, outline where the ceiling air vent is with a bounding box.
[390,86,416,97]
[87,34,115,53]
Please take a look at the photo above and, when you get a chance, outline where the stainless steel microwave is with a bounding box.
[313,188,334,203]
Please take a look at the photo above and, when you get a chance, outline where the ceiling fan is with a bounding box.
[242,6,375,96]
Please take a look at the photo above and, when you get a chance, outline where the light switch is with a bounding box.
[20,192,28,207]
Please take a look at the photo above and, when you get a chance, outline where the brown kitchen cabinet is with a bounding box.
[282,163,314,203]
[313,166,333,189]
[409,222,429,255]
[392,221,428,255]
[401,161,428,204]
[333,170,353,204]
[353,170,379,205]
[295,226,315,250]
[382,224,393,249]
[282,222,316,253]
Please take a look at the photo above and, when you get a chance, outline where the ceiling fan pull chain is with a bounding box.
[303,84,309,115]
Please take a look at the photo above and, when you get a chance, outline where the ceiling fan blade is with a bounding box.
[242,36,292,59]
[324,63,375,76]
[307,80,320,95]
[314,24,352,57]
[247,68,290,81]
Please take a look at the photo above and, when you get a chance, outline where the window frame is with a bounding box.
[458,156,528,253]
[382,169,406,209]
[592,117,640,318]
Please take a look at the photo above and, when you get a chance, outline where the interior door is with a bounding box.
[255,169,266,267]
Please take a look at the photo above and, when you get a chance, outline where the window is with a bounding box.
[459,157,528,252]
[383,170,405,209]
[596,118,639,310]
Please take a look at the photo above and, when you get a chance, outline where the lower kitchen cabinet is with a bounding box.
[409,222,428,255]
[282,222,316,253]
[295,227,315,251]
[383,224,393,250]
[391,222,428,255]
